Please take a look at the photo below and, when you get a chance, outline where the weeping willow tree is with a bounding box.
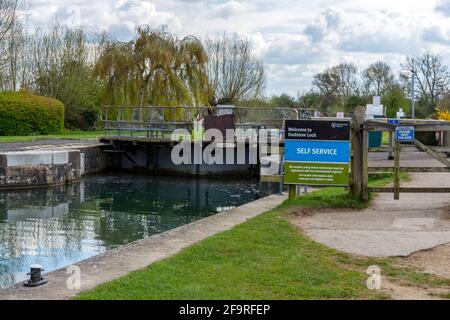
[96,26,210,111]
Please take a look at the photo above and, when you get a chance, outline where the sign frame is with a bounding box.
[283,119,351,187]
[395,126,415,142]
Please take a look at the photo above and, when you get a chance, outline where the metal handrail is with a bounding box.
[101,105,303,139]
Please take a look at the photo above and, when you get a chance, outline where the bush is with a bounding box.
[0,91,64,136]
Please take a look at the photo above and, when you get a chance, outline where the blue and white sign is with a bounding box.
[388,119,400,125]
[395,126,415,142]
[284,140,351,163]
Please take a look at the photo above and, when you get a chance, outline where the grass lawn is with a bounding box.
[382,131,390,145]
[0,130,105,143]
[76,173,449,300]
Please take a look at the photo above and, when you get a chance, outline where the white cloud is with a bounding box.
[436,0,450,16]
[24,0,450,95]
[212,1,251,19]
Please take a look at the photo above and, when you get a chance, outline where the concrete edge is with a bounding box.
[0,193,287,300]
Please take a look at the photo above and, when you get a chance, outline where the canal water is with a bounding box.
[0,174,262,288]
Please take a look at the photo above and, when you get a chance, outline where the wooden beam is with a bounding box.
[362,129,369,201]
[289,184,297,199]
[394,140,400,200]
[388,130,394,160]
[414,139,450,168]
[351,106,365,200]
[370,187,450,193]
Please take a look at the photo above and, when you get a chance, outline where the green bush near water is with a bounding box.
[0,92,64,136]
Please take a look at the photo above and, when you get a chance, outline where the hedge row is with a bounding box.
[0,92,64,136]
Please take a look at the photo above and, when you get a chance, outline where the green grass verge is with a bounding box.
[382,131,390,145]
[77,207,384,300]
[76,173,447,300]
[0,130,105,142]
[285,173,410,210]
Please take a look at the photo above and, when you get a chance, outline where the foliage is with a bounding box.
[269,93,299,108]
[0,91,64,135]
[436,107,450,120]
[96,26,209,108]
[382,84,410,118]
[343,95,367,113]
[28,24,105,130]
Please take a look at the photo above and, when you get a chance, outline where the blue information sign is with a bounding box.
[388,119,400,125]
[285,140,351,163]
[395,126,415,142]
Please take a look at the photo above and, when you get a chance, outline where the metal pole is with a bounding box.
[411,74,415,120]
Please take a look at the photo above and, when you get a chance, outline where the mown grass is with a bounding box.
[284,173,410,211]
[0,130,105,142]
[77,206,384,300]
[75,172,448,301]
[382,131,390,145]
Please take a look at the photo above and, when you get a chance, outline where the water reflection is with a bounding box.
[0,175,260,288]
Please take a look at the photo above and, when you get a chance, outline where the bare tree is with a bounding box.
[335,63,358,99]
[363,61,395,96]
[0,0,20,43]
[206,33,265,105]
[401,52,450,109]
[0,0,23,88]
[312,63,358,110]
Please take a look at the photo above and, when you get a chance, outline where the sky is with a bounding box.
[23,0,450,96]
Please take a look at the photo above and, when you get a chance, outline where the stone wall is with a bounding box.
[0,145,112,189]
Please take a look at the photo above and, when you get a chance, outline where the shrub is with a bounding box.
[0,91,64,136]
[436,108,450,121]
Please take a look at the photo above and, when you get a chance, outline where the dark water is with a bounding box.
[0,175,261,288]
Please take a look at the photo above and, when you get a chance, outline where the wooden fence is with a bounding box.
[351,106,450,201]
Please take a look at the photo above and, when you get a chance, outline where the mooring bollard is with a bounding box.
[24,264,48,287]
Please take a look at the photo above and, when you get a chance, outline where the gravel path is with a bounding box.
[297,151,450,258]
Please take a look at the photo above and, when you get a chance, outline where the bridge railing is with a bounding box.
[101,106,306,140]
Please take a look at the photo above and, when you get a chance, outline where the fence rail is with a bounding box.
[350,107,450,201]
[102,105,306,140]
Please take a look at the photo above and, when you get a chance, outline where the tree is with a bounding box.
[312,63,358,112]
[344,95,367,113]
[401,52,450,116]
[297,90,320,110]
[206,33,265,105]
[334,63,359,100]
[269,93,298,108]
[0,0,23,88]
[29,23,105,129]
[382,84,409,118]
[363,61,395,96]
[0,0,20,43]
[96,26,209,108]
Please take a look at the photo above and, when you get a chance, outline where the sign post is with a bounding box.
[284,120,351,197]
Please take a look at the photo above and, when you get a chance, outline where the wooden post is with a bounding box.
[362,129,369,201]
[351,106,366,200]
[289,184,296,200]
[394,140,400,200]
[388,130,394,160]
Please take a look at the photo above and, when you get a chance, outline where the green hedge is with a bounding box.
[0,92,64,136]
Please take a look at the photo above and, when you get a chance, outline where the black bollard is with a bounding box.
[24,264,48,287]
